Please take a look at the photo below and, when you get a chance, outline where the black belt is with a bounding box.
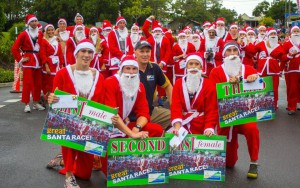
[22,50,38,53]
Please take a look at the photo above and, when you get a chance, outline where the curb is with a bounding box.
[0,82,13,88]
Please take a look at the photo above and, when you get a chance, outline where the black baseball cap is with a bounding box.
[134,40,152,50]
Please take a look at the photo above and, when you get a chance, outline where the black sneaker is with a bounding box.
[288,110,296,115]
[247,163,258,179]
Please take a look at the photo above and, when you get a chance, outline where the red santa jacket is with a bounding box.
[200,37,224,73]
[108,29,134,70]
[65,37,78,65]
[52,65,104,103]
[90,38,109,71]
[67,25,90,37]
[103,75,150,121]
[172,42,196,76]
[255,41,288,75]
[171,77,218,134]
[209,64,257,84]
[11,29,43,68]
[142,19,172,72]
[281,39,300,73]
[127,35,146,51]
[39,38,65,75]
[240,42,256,67]
[222,31,232,42]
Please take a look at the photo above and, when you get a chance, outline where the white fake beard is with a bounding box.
[241,37,248,45]
[75,31,86,41]
[192,39,200,51]
[118,27,128,39]
[59,31,70,41]
[179,39,187,51]
[130,32,139,43]
[268,36,278,48]
[154,33,162,43]
[120,73,140,98]
[216,27,225,38]
[187,35,193,43]
[49,36,58,47]
[28,26,38,39]
[223,55,242,77]
[257,33,265,42]
[203,29,209,38]
[103,31,109,38]
[90,34,98,45]
[291,34,300,46]
[247,36,256,43]
[74,69,93,97]
[206,38,216,49]
[186,68,202,94]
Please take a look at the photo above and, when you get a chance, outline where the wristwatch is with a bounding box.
[135,124,142,131]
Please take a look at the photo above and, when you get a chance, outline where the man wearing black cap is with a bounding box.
[130,40,173,130]
[210,40,260,179]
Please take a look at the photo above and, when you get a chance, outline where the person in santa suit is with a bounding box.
[101,55,164,176]
[102,20,112,43]
[88,26,109,78]
[11,14,45,112]
[191,33,201,52]
[142,15,172,105]
[237,29,256,67]
[128,23,145,50]
[66,24,86,65]
[255,27,288,110]
[108,16,133,75]
[209,40,260,179]
[172,30,196,83]
[184,26,193,43]
[281,26,300,115]
[256,25,267,44]
[67,13,90,37]
[247,29,257,44]
[216,17,232,42]
[170,53,217,136]
[47,39,105,188]
[228,23,239,41]
[163,27,175,88]
[54,18,70,67]
[200,23,224,77]
[40,24,65,101]
[201,21,211,39]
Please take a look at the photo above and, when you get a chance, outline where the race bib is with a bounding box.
[179,60,186,69]
[51,56,59,64]
[110,57,120,66]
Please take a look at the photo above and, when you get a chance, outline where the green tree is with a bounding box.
[123,0,152,23]
[266,1,296,24]
[259,16,275,27]
[0,4,7,32]
[252,0,270,17]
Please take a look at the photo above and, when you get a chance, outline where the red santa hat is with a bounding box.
[266,27,276,37]
[216,17,225,25]
[238,28,247,35]
[152,20,163,32]
[44,24,54,32]
[131,23,139,30]
[193,33,201,38]
[247,29,256,35]
[116,16,127,25]
[119,55,139,71]
[257,25,266,30]
[245,25,252,31]
[25,14,38,26]
[73,39,95,56]
[202,21,211,27]
[102,20,112,30]
[229,23,238,30]
[222,40,240,57]
[184,26,192,33]
[290,26,299,33]
[178,30,186,37]
[89,26,99,33]
[186,53,203,66]
[73,24,84,35]
[74,13,84,23]
[207,23,216,31]
[57,18,67,26]
[37,23,42,30]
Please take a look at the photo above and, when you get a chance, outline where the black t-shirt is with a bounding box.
[129,62,170,121]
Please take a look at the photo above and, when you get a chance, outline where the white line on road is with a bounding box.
[4,99,21,103]
[0,105,5,108]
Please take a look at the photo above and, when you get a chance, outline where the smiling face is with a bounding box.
[135,47,151,65]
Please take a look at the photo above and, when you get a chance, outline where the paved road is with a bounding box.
[0,79,300,188]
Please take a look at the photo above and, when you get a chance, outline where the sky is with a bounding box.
[222,0,297,17]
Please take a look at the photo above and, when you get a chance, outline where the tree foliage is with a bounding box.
[259,16,275,27]
[252,1,270,17]
[266,1,297,24]
[123,0,152,23]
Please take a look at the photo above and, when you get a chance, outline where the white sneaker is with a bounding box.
[24,105,31,113]
[33,103,45,111]
[64,175,80,188]
[297,103,300,110]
